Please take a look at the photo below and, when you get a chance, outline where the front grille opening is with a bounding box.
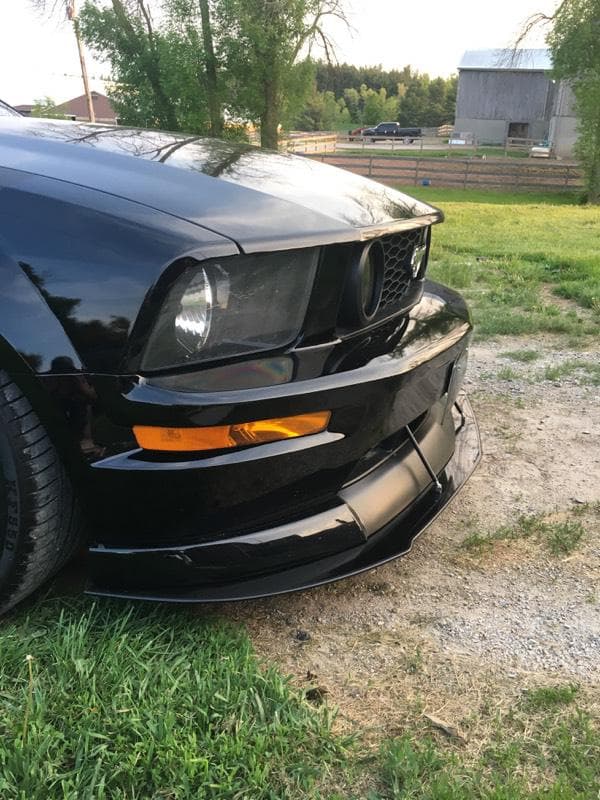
[379,229,426,311]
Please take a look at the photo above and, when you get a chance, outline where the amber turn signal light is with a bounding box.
[133,411,331,452]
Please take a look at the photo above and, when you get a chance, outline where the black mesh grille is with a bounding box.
[379,229,425,311]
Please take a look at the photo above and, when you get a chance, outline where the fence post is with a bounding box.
[564,166,570,187]
[368,156,373,177]
[504,138,509,158]
[463,160,470,189]
[415,158,420,186]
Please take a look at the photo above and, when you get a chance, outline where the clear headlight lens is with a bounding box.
[142,249,319,371]
[174,268,213,354]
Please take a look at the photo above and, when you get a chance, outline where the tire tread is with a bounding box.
[0,371,81,612]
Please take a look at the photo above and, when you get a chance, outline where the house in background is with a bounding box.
[15,91,118,125]
[454,49,577,158]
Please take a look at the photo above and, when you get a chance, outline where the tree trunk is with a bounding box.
[260,78,279,150]
[198,0,222,137]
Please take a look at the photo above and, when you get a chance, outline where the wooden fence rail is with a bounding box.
[311,154,583,192]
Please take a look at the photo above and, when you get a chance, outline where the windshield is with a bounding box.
[0,100,20,117]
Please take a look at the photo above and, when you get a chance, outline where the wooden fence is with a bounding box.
[280,134,338,154]
[311,154,583,192]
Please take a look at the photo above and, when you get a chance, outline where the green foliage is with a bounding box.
[80,0,343,146]
[547,0,600,202]
[0,599,349,799]
[312,62,456,129]
[30,97,66,120]
[215,0,343,147]
[294,86,351,131]
[80,1,183,130]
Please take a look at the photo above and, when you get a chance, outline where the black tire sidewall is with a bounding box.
[0,421,21,586]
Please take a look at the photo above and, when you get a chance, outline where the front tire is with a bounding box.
[0,372,81,613]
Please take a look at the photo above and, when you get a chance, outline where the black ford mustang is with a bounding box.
[0,116,480,613]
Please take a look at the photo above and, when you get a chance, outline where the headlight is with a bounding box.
[142,249,319,371]
[174,267,214,354]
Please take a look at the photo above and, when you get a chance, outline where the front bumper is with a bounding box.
[87,394,480,602]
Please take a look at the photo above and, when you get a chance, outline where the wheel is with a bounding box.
[0,371,81,613]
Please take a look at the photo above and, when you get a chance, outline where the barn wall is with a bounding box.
[550,83,578,158]
[456,70,553,121]
[454,118,548,145]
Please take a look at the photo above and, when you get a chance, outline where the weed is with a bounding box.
[404,647,423,675]
[497,366,519,380]
[544,359,600,385]
[545,520,585,555]
[522,685,579,710]
[500,349,541,363]
[460,513,586,557]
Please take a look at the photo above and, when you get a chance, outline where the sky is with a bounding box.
[0,0,558,106]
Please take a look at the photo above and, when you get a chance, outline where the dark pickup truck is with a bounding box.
[361,123,423,142]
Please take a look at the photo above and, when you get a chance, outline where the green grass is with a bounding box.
[543,359,600,385]
[461,512,586,557]
[372,689,599,800]
[496,366,519,381]
[340,146,529,160]
[523,685,579,711]
[2,597,598,798]
[500,349,541,363]
[0,600,349,800]
[392,187,600,340]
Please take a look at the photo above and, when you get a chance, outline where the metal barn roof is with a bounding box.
[459,49,552,72]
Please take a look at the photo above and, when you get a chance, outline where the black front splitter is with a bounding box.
[86,395,480,603]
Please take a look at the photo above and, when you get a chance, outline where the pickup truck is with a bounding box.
[361,123,423,142]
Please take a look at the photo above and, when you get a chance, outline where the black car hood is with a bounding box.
[0,118,441,252]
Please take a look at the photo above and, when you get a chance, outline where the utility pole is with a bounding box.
[66,0,95,122]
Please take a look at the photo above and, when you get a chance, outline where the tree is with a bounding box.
[30,97,67,119]
[360,85,398,125]
[81,1,180,130]
[163,0,223,135]
[520,0,600,202]
[293,86,350,130]
[31,0,96,121]
[216,0,348,148]
[547,0,600,202]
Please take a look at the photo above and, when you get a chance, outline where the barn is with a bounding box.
[454,48,577,157]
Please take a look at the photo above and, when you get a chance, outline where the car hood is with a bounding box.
[0,118,441,253]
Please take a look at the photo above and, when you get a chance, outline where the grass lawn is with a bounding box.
[0,600,350,799]
[338,147,529,159]
[397,187,600,340]
[1,599,598,799]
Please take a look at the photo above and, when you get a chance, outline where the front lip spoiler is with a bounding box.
[86,395,481,604]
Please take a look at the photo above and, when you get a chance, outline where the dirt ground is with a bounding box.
[220,335,600,742]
